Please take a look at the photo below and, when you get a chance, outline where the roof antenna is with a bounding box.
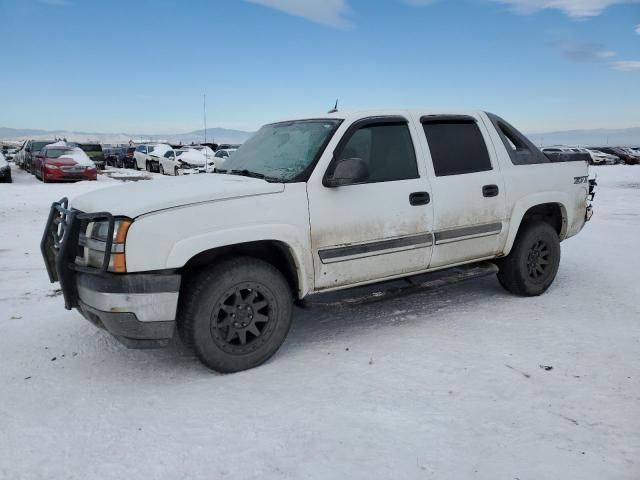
[328,99,338,114]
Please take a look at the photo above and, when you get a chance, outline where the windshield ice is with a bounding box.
[222,119,341,181]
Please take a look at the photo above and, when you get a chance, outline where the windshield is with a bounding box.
[32,141,52,152]
[223,119,341,181]
[46,148,73,158]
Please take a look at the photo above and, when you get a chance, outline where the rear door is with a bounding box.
[307,116,434,289]
[412,113,506,268]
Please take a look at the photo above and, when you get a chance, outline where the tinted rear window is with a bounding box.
[422,121,492,176]
[80,144,102,152]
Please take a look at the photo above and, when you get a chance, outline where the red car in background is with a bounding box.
[34,145,97,182]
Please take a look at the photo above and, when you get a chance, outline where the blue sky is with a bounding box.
[0,0,638,134]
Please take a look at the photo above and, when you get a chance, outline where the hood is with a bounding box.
[177,151,206,166]
[70,174,284,218]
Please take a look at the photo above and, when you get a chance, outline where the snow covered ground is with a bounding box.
[1,165,638,480]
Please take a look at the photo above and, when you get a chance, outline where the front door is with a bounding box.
[307,116,434,290]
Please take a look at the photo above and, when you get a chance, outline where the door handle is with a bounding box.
[409,191,430,206]
[482,185,499,197]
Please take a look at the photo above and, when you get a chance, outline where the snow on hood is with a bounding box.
[59,147,96,167]
[69,173,284,218]
[177,149,206,166]
[148,144,172,157]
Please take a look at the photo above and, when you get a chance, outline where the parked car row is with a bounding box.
[0,151,12,183]
[33,142,98,182]
[541,145,640,165]
[132,143,238,175]
[9,139,98,182]
[1,145,18,162]
[12,139,105,175]
[5,138,243,181]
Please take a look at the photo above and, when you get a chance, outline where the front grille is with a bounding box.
[41,198,116,309]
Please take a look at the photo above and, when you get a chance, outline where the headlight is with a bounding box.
[82,218,132,273]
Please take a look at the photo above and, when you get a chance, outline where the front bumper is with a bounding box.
[45,167,96,182]
[76,272,180,348]
[41,198,181,348]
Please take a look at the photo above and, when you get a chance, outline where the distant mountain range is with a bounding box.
[526,127,640,148]
[1,125,639,148]
[0,127,253,145]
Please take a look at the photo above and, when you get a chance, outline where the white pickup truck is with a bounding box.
[42,109,595,373]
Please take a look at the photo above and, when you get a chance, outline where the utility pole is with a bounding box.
[203,94,207,145]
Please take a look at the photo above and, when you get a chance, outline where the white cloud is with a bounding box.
[245,0,352,28]
[244,0,638,28]
[548,32,618,62]
[611,60,640,71]
[635,23,640,34]
[493,0,640,18]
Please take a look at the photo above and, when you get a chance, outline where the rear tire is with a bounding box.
[178,257,294,373]
[496,222,560,296]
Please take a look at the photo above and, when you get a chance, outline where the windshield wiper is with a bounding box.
[231,169,264,179]
[226,169,281,182]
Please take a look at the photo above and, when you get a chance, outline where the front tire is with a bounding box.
[159,164,165,175]
[178,257,294,373]
[496,222,560,296]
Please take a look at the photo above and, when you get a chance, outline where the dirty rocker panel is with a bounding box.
[318,233,434,264]
[434,222,503,245]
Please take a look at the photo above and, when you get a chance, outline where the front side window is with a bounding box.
[223,119,342,181]
[335,122,418,183]
[422,121,492,176]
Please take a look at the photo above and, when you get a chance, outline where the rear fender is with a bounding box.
[502,193,570,256]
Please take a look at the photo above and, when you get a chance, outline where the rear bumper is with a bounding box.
[76,272,180,348]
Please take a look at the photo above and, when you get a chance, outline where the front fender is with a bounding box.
[166,224,313,297]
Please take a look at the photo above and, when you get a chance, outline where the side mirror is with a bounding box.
[324,157,369,187]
